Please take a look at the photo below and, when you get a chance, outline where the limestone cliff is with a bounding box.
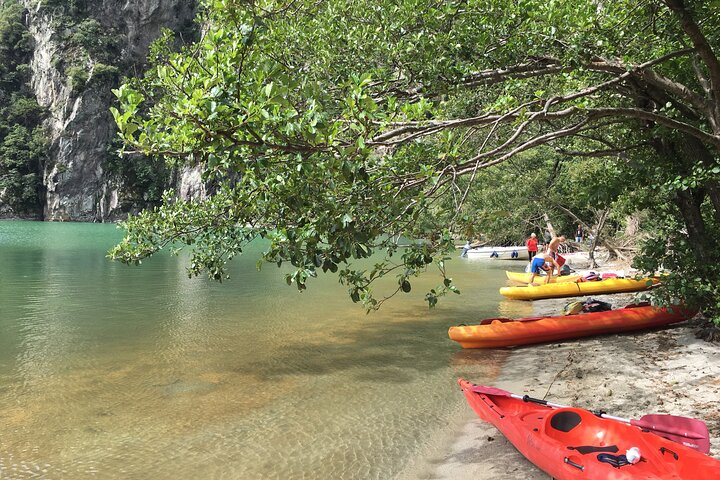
[21,0,197,221]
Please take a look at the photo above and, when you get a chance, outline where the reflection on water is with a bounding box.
[0,221,522,479]
[497,299,534,319]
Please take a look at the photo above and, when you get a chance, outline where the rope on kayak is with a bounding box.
[542,349,576,400]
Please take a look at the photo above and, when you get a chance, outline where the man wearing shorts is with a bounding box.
[529,253,557,285]
[546,235,566,271]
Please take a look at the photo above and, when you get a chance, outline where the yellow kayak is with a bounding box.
[499,277,660,300]
[505,271,581,284]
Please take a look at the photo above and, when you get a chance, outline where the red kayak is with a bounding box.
[458,379,720,479]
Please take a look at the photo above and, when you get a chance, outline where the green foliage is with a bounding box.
[67,65,89,94]
[69,19,105,50]
[104,137,170,209]
[0,1,33,92]
[634,214,720,325]
[90,63,120,86]
[0,125,47,212]
[0,1,48,215]
[67,61,119,95]
[38,0,87,18]
[38,3,123,94]
[109,0,720,316]
[67,19,122,65]
[5,97,45,127]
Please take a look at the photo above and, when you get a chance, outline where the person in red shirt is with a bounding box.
[526,233,539,261]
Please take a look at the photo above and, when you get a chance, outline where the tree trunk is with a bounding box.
[588,209,609,269]
[678,135,720,224]
[652,134,715,265]
[624,214,640,236]
[704,181,720,224]
[543,213,556,241]
[674,188,712,264]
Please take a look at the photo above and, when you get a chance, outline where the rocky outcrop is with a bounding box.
[21,0,197,221]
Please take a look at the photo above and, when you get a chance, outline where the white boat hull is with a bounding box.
[463,246,528,260]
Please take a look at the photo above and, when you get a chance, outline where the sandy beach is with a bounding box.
[401,275,720,479]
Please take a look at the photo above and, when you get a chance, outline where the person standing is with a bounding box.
[575,224,583,243]
[459,240,471,258]
[526,233,538,261]
[546,235,566,273]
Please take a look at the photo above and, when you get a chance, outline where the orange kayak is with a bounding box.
[458,379,720,479]
[448,305,695,348]
[505,270,581,284]
[500,276,660,300]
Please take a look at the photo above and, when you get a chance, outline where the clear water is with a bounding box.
[0,220,529,479]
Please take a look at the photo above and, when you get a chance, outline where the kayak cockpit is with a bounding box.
[545,408,625,449]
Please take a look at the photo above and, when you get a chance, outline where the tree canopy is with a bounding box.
[110,0,720,322]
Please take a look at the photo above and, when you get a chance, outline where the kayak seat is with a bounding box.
[550,410,582,432]
[546,408,625,450]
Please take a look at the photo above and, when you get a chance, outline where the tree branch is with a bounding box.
[663,0,720,130]
[587,107,720,148]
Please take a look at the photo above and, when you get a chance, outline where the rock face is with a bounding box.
[21,0,197,221]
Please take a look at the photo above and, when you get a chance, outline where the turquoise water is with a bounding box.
[0,220,529,479]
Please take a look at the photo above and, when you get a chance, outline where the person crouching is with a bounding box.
[529,253,557,285]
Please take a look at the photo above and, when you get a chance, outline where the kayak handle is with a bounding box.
[564,457,584,471]
[522,394,547,406]
[660,447,679,460]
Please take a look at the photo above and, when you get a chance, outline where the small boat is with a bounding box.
[506,270,581,284]
[448,304,695,348]
[463,245,527,260]
[458,380,720,479]
[500,277,660,300]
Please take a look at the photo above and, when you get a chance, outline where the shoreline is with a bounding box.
[400,275,720,479]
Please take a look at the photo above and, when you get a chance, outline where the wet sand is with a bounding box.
[401,289,720,479]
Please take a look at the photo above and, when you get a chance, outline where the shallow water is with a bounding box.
[0,220,528,479]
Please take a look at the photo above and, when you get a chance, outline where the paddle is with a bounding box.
[469,385,711,454]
